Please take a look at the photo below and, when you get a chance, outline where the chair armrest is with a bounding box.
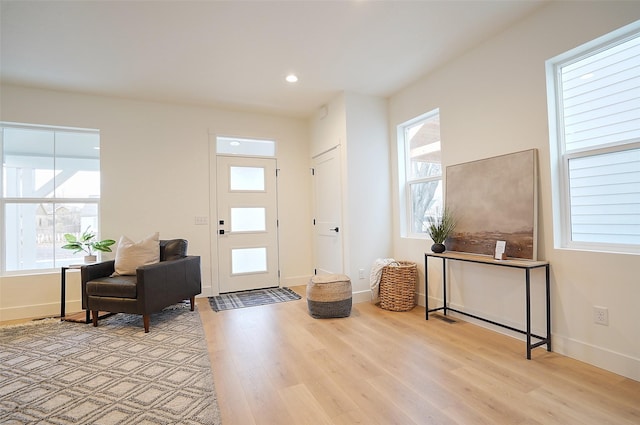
[136,256,202,312]
[81,260,116,281]
[80,260,116,309]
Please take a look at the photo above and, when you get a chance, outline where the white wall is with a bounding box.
[310,92,392,301]
[344,93,392,299]
[0,84,312,320]
[2,1,639,383]
[389,2,640,380]
[310,97,346,158]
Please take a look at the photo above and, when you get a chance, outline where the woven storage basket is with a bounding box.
[379,261,417,311]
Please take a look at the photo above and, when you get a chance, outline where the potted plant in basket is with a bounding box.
[427,209,456,253]
[61,226,116,263]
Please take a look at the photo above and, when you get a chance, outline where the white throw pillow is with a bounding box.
[113,232,160,276]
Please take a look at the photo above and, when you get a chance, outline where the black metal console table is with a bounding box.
[425,251,551,359]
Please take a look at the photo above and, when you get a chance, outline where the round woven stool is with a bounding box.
[307,274,352,318]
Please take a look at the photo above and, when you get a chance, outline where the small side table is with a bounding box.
[60,265,90,323]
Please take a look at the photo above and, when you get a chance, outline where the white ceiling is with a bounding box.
[0,0,547,118]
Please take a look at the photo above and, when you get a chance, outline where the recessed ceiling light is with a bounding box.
[229,141,240,146]
[285,74,298,83]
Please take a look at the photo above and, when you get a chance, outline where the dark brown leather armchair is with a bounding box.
[80,239,201,332]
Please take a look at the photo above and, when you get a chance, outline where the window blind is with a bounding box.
[568,148,640,244]
[561,34,640,152]
[553,29,640,250]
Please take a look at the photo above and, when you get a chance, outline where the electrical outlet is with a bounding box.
[358,269,365,279]
[593,306,609,326]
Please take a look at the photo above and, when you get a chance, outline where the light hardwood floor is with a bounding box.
[197,286,640,425]
[3,291,638,424]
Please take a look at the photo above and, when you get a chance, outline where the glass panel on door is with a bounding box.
[230,166,265,191]
[231,207,266,232]
[231,247,267,274]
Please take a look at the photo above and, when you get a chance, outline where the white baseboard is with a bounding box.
[421,292,640,382]
[1,300,78,322]
[552,333,640,382]
[199,283,214,297]
[13,289,635,382]
[202,276,310,298]
[282,274,312,288]
[285,281,371,305]
[352,289,372,304]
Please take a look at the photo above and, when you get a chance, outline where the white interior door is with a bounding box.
[217,156,279,293]
[313,147,344,275]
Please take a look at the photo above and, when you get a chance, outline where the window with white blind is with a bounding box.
[1,122,102,273]
[546,21,640,253]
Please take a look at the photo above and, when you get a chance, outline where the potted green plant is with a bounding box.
[426,209,456,253]
[61,226,116,263]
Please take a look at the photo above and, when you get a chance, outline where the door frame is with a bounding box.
[215,155,280,293]
[312,145,344,275]
[208,136,281,296]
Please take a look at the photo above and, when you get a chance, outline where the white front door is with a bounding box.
[216,156,279,293]
[313,147,344,275]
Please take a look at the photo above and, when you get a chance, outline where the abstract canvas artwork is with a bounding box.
[445,149,538,260]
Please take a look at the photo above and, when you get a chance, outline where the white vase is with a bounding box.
[84,255,97,263]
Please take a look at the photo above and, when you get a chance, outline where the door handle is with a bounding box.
[330,227,339,233]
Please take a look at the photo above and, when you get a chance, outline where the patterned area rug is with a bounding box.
[0,305,221,425]
[209,287,301,312]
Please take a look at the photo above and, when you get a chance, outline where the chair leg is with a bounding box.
[190,296,195,311]
[143,315,150,333]
[92,311,99,327]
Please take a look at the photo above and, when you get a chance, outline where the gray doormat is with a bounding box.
[208,287,301,312]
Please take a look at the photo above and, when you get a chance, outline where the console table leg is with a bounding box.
[546,265,551,352]
[442,258,448,316]
[526,269,532,360]
[425,254,429,320]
